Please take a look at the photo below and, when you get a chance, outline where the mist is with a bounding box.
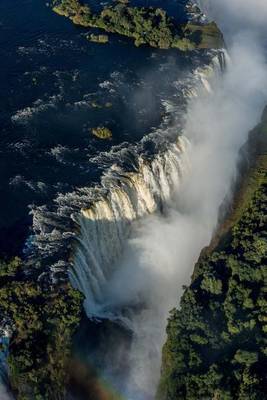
[198,0,267,39]
[0,383,13,400]
[95,1,267,399]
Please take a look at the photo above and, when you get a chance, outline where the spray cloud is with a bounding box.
[0,383,13,400]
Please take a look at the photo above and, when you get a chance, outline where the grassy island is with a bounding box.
[51,0,224,50]
[0,258,83,400]
[157,108,267,399]
[88,33,109,43]
[92,126,112,139]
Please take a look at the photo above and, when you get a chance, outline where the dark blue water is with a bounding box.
[0,0,197,257]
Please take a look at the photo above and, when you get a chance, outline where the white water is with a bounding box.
[70,136,191,318]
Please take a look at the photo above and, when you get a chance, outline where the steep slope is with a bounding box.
[157,107,267,400]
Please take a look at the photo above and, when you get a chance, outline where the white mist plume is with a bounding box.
[98,2,267,399]
[199,0,267,35]
[0,384,13,400]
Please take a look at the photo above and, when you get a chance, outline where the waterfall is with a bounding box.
[70,137,190,316]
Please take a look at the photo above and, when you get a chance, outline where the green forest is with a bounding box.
[51,0,224,50]
[0,258,83,399]
[157,109,267,399]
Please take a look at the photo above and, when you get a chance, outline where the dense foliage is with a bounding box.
[157,111,267,399]
[0,258,83,400]
[51,0,224,50]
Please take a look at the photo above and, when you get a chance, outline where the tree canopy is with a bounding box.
[0,258,83,399]
[51,0,224,50]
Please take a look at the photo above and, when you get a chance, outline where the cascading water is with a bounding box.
[70,136,190,317]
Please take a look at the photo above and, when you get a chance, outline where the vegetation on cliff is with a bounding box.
[0,258,83,400]
[51,0,224,50]
[157,109,267,400]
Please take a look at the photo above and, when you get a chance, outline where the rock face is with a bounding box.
[157,108,267,400]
